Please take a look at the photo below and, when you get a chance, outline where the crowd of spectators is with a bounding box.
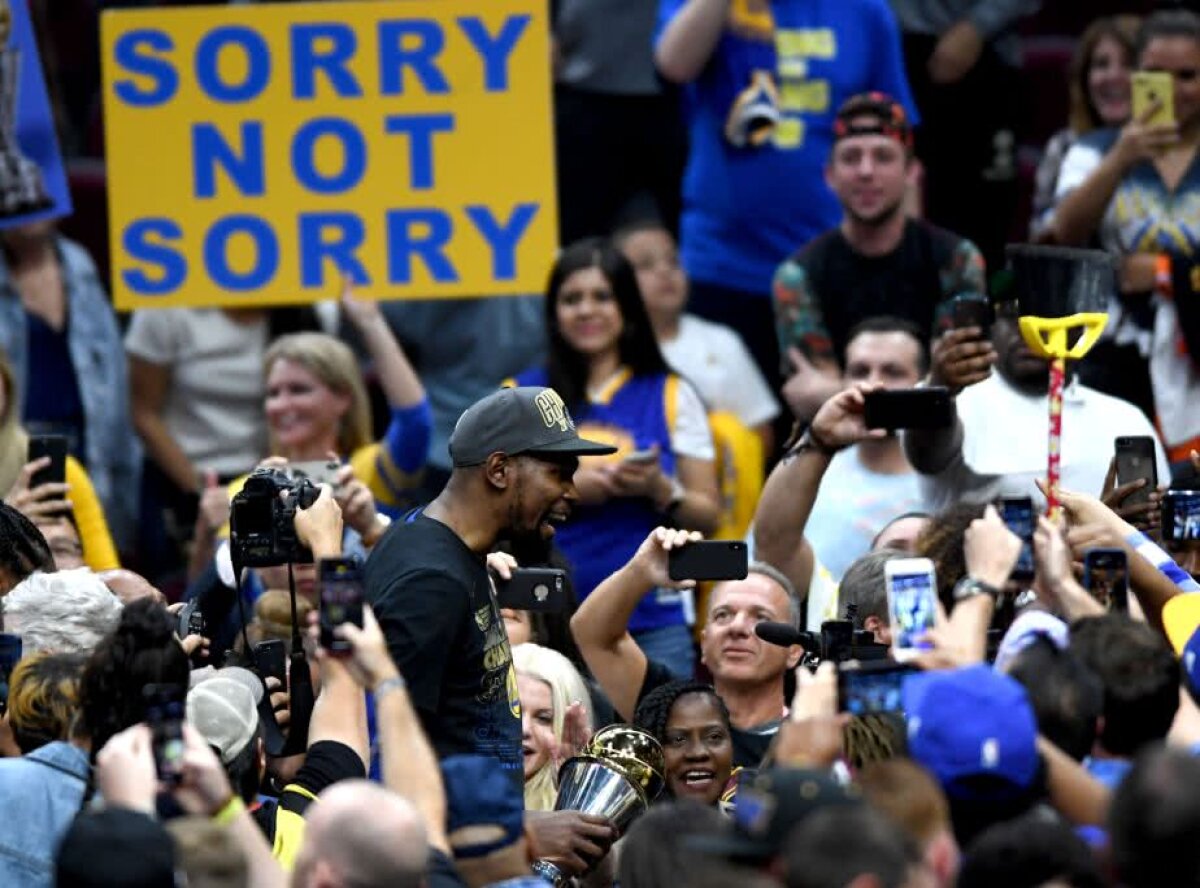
[1,1,1200,887]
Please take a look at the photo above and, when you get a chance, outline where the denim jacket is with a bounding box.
[0,236,141,545]
[0,741,90,888]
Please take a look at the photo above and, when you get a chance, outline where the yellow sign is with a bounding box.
[100,0,557,309]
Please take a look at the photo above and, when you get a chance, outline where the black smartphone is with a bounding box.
[319,557,365,655]
[999,496,1036,582]
[837,661,916,716]
[27,434,68,489]
[863,388,953,431]
[668,540,749,582]
[0,633,22,716]
[1162,490,1200,542]
[952,295,994,338]
[494,568,571,612]
[176,599,206,640]
[253,639,288,687]
[1114,436,1158,508]
[143,683,187,784]
[1083,548,1129,613]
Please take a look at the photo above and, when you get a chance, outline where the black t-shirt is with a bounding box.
[252,740,365,846]
[797,219,967,362]
[637,660,778,769]
[365,512,523,792]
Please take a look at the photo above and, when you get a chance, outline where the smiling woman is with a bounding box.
[633,680,735,808]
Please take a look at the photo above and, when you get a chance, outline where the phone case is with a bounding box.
[668,541,749,581]
[1115,437,1157,508]
[1132,71,1175,126]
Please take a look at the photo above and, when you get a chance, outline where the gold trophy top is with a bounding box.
[580,725,666,799]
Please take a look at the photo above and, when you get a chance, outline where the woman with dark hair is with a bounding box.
[633,679,735,808]
[510,238,720,678]
[79,597,190,761]
[1030,16,1141,241]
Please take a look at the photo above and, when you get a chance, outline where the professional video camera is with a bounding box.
[756,604,890,669]
[229,467,320,570]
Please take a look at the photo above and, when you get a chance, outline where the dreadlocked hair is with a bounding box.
[0,502,52,596]
[79,597,190,760]
[843,713,904,771]
[633,680,731,743]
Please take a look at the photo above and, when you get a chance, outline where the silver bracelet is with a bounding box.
[373,675,407,699]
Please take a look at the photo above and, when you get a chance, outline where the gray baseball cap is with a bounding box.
[449,386,616,467]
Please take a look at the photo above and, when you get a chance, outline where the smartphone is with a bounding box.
[837,661,916,716]
[999,496,1036,582]
[319,557,365,655]
[0,634,22,716]
[494,568,571,612]
[253,639,288,687]
[952,296,994,338]
[27,434,68,489]
[885,557,938,661]
[623,448,659,464]
[668,540,749,582]
[863,388,953,431]
[1132,71,1175,126]
[143,683,187,784]
[1115,436,1158,509]
[288,460,342,488]
[1083,548,1129,613]
[176,599,205,641]
[1162,490,1200,542]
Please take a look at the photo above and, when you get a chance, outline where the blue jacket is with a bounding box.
[0,236,141,545]
[0,741,90,888]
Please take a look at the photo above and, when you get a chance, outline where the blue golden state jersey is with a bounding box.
[511,367,686,632]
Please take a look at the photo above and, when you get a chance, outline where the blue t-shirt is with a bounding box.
[656,0,918,295]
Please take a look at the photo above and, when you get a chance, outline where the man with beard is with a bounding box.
[365,386,615,788]
[905,312,1169,511]
[773,92,986,420]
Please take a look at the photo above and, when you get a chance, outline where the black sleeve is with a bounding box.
[371,568,468,715]
[634,659,676,710]
[1171,255,1200,364]
[279,740,366,816]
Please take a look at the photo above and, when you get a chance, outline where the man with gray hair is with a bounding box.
[572,527,804,766]
[290,780,428,888]
[2,568,122,654]
[838,549,908,646]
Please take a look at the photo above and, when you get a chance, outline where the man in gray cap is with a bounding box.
[365,386,614,788]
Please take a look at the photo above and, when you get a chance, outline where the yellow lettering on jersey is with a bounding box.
[780,80,830,113]
[773,117,804,149]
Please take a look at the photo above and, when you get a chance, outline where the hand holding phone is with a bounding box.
[319,558,365,655]
[495,568,571,612]
[1083,548,1129,612]
[885,557,937,661]
[143,684,187,784]
[28,435,68,488]
[668,540,748,582]
[1131,71,1175,127]
[863,388,953,431]
[1113,436,1158,510]
[998,497,1036,582]
[837,661,916,716]
[253,639,288,687]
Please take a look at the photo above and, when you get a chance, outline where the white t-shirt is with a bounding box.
[805,448,924,580]
[660,314,781,428]
[124,308,270,476]
[913,373,1171,513]
[663,375,716,461]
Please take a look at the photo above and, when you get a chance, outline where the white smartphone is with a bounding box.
[885,557,938,662]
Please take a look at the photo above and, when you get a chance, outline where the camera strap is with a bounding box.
[280,563,315,757]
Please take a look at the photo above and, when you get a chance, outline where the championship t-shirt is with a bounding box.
[365,512,523,796]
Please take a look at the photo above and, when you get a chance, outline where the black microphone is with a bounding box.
[755,621,816,649]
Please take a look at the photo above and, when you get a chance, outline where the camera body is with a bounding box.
[229,468,320,569]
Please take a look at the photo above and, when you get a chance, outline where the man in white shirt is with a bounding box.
[905,312,1170,511]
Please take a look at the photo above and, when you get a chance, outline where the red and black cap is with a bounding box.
[832,92,914,151]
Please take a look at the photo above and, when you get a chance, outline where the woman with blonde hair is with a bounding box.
[513,642,594,812]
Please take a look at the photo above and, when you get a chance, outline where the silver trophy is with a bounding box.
[0,0,51,218]
[532,725,666,886]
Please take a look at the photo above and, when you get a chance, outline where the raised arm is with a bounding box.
[340,280,426,410]
[337,606,449,853]
[655,0,731,84]
[754,384,884,591]
[570,528,698,721]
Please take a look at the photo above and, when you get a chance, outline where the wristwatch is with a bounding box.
[953,577,1001,603]
[784,427,836,460]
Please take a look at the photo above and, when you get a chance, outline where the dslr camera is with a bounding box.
[229,468,320,569]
